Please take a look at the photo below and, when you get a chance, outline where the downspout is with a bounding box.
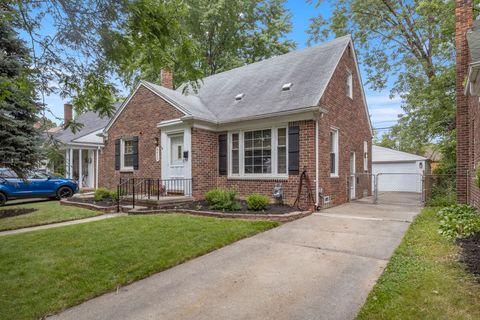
[95,147,99,189]
[315,118,320,209]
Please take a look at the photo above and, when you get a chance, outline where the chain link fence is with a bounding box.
[423,174,457,206]
[348,173,461,206]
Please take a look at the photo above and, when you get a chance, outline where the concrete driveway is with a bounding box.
[50,194,422,320]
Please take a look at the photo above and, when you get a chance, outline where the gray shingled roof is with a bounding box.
[467,20,480,63]
[144,35,352,123]
[55,104,120,144]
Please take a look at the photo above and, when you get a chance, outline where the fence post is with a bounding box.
[373,174,378,204]
[117,184,120,212]
[132,178,135,209]
[421,175,425,203]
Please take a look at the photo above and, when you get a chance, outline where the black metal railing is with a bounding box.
[117,178,193,211]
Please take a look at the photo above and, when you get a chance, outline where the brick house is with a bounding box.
[88,35,373,208]
[456,0,480,207]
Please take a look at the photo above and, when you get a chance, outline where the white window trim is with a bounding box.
[346,69,353,99]
[363,140,368,172]
[169,133,185,168]
[330,128,339,177]
[228,126,288,179]
[120,137,134,171]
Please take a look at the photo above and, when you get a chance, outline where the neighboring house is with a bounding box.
[456,1,480,207]
[98,35,373,207]
[54,104,116,189]
[372,146,429,193]
[423,147,442,172]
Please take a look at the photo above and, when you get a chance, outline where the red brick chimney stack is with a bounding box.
[160,69,173,89]
[455,0,473,203]
[64,103,73,124]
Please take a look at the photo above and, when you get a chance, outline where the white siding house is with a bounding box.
[372,145,429,193]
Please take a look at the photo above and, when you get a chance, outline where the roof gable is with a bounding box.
[178,36,351,122]
[105,35,373,130]
[55,107,118,144]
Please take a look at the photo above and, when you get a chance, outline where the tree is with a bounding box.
[104,0,296,88]
[8,0,294,122]
[306,0,477,167]
[185,0,295,77]
[0,11,42,176]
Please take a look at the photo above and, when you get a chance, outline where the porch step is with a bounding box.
[120,205,148,213]
[122,196,195,208]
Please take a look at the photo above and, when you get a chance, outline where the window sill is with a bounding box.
[227,176,288,181]
[120,168,134,173]
[330,174,339,178]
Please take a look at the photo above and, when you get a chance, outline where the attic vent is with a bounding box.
[282,83,292,91]
[235,93,245,101]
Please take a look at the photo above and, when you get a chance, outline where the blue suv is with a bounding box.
[0,168,79,206]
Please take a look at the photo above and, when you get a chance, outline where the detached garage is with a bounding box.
[372,146,429,193]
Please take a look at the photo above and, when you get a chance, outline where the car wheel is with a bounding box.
[0,193,6,206]
[57,186,73,199]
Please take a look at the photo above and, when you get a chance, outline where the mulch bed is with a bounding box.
[0,208,37,219]
[155,200,298,215]
[457,233,480,279]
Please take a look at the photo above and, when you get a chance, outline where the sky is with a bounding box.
[39,0,403,133]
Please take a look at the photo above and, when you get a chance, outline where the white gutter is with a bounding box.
[465,61,480,95]
[95,147,99,189]
[215,106,327,125]
[60,142,104,148]
[315,118,320,209]
[158,106,326,128]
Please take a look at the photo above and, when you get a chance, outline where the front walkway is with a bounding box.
[50,197,422,320]
[0,213,125,237]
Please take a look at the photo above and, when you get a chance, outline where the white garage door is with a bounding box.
[373,162,423,193]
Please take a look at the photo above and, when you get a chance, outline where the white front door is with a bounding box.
[349,151,356,200]
[168,133,185,178]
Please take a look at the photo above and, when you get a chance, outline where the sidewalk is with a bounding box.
[0,213,125,236]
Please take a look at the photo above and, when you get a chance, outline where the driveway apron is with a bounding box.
[50,194,421,320]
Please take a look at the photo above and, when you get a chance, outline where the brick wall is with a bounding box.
[99,43,372,209]
[317,44,373,206]
[191,128,218,198]
[99,86,184,189]
[455,0,473,204]
[189,43,372,208]
[468,95,480,207]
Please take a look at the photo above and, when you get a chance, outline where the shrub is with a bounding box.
[204,188,241,211]
[246,193,270,211]
[437,204,480,239]
[94,188,116,201]
[205,188,223,205]
[426,194,456,207]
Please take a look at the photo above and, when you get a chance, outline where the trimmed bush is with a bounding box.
[94,188,116,201]
[204,188,241,211]
[437,204,480,239]
[246,193,270,211]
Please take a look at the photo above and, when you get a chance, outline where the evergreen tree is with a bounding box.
[0,11,41,176]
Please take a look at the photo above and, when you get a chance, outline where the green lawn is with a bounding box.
[357,207,480,319]
[0,201,101,231]
[0,214,278,320]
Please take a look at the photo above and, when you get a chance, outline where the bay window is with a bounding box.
[228,127,287,177]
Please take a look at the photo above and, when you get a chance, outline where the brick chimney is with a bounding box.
[456,0,473,203]
[160,69,173,89]
[64,103,73,124]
